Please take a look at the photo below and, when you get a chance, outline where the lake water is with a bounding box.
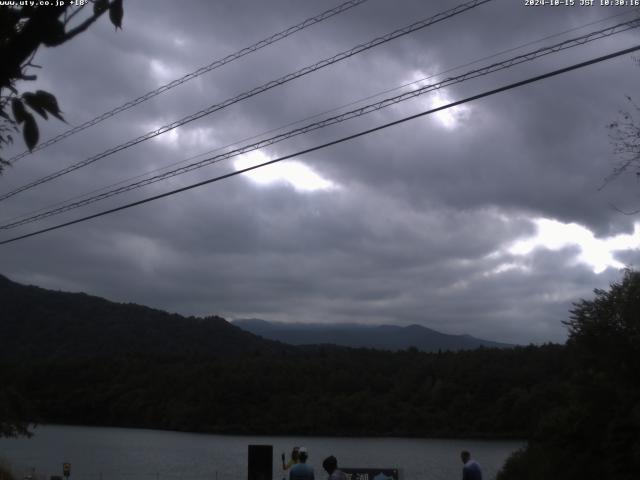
[0,425,523,480]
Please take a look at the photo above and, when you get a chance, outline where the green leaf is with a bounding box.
[109,0,124,30]
[0,109,10,121]
[22,92,48,120]
[94,0,109,15]
[11,99,27,124]
[33,90,64,122]
[22,112,39,151]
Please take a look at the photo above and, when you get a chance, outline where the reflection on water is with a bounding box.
[0,425,523,480]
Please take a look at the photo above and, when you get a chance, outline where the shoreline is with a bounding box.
[11,422,527,442]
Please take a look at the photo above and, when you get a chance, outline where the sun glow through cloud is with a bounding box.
[509,218,640,274]
[429,90,470,129]
[405,70,470,129]
[234,151,336,192]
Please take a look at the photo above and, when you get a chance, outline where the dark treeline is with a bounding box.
[2,345,566,438]
[497,269,640,480]
[2,271,639,479]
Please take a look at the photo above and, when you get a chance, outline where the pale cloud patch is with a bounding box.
[113,233,171,275]
[485,262,530,276]
[428,89,471,129]
[509,218,640,274]
[144,123,218,152]
[173,36,188,48]
[234,150,337,192]
[149,58,176,86]
[404,70,471,129]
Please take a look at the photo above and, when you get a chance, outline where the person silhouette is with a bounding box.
[460,450,482,480]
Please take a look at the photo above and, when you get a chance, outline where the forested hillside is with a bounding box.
[0,274,287,360]
[2,272,639,479]
[0,275,563,438]
[2,345,566,437]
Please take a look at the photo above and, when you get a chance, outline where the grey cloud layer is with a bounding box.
[1,0,639,344]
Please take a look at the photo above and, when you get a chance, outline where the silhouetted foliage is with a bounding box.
[0,386,33,438]
[0,457,17,480]
[605,96,640,194]
[498,270,640,480]
[0,1,124,172]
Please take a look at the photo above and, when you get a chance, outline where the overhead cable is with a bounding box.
[8,0,371,163]
[0,0,493,202]
[2,17,638,230]
[8,6,633,227]
[2,43,639,246]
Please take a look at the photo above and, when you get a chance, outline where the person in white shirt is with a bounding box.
[322,455,346,480]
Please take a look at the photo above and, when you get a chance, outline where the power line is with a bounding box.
[3,17,638,231]
[2,43,638,247]
[7,7,633,228]
[0,0,493,203]
[7,0,371,163]
[330,7,639,116]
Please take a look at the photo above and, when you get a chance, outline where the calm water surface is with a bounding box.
[0,425,523,480]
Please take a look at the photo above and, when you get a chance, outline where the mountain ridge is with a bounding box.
[0,273,513,361]
[0,274,289,360]
[233,318,514,352]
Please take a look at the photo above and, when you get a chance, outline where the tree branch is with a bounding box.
[53,2,111,45]
[63,3,87,26]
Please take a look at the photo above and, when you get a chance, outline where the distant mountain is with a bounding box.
[0,272,511,363]
[233,318,513,352]
[0,274,288,361]
[1,275,571,442]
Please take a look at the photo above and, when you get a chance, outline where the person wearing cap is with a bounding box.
[289,447,314,480]
[322,455,346,480]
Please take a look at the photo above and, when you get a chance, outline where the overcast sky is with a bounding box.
[2,0,640,344]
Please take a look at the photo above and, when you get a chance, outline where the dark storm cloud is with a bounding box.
[1,0,639,344]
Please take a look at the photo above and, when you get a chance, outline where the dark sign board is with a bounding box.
[342,468,400,480]
[247,444,272,480]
